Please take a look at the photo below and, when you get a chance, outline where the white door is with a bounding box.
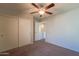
[19,15,33,47]
[0,15,33,52]
[0,16,6,52]
[0,16,18,52]
[35,21,40,41]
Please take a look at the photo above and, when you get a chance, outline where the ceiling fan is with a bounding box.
[30,3,55,17]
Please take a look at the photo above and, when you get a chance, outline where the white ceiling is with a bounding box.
[0,3,79,18]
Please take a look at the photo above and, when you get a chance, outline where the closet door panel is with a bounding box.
[0,16,18,52]
[19,15,33,47]
[4,16,18,51]
[0,16,6,52]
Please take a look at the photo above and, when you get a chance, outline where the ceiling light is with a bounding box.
[39,9,45,15]
[39,10,45,15]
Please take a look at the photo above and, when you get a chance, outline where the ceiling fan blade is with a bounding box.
[45,3,55,10]
[31,3,39,9]
[45,11,53,15]
[30,11,38,14]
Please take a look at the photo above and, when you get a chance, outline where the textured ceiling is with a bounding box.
[0,3,79,18]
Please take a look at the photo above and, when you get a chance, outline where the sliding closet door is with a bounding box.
[0,15,18,52]
[4,16,18,51]
[19,15,33,47]
[0,15,33,52]
[0,16,6,52]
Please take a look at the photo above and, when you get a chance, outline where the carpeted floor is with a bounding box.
[1,40,79,56]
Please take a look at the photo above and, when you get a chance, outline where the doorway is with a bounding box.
[35,21,46,41]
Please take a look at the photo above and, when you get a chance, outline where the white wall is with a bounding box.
[44,8,79,52]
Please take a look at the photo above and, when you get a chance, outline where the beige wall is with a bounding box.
[0,14,33,52]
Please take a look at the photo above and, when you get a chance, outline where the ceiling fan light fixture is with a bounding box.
[31,3,55,16]
[39,8,45,15]
[39,10,45,15]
